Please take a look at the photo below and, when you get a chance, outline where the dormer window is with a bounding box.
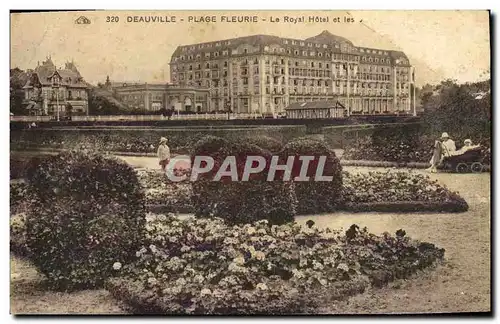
[52,75,60,87]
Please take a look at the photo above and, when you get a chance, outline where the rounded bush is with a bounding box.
[190,136,297,225]
[278,138,343,215]
[240,135,284,153]
[25,151,146,290]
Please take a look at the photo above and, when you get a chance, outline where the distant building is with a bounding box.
[112,82,211,112]
[22,57,90,116]
[169,31,416,116]
[285,100,346,119]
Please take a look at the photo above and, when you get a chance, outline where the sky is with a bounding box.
[10,10,491,86]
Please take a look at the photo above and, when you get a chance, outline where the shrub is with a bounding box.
[342,126,491,165]
[10,213,29,258]
[240,135,284,153]
[10,181,31,214]
[278,138,343,215]
[24,151,146,290]
[190,136,297,225]
[106,214,445,315]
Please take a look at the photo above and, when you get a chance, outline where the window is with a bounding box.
[243,48,248,54]
[323,44,328,48]
[318,52,323,57]
[214,52,219,57]
[300,42,304,46]
[360,49,364,53]
[283,40,288,44]
[308,43,312,47]
[303,51,307,56]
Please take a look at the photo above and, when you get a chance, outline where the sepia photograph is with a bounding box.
[9,9,491,315]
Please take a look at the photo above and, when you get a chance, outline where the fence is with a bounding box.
[10,113,263,123]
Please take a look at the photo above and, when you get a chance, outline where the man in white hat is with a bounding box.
[157,137,171,171]
[440,132,456,157]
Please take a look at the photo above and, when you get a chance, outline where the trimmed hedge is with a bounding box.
[278,138,343,215]
[343,200,468,213]
[10,126,306,154]
[190,136,297,225]
[240,135,284,153]
[24,151,146,290]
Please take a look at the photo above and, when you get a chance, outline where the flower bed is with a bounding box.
[136,169,468,214]
[342,171,468,212]
[105,213,445,314]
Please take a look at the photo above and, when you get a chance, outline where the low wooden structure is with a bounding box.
[285,100,346,119]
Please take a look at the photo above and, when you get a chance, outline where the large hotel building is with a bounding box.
[169,31,415,116]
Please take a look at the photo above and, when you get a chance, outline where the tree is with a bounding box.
[10,68,29,115]
[421,79,491,141]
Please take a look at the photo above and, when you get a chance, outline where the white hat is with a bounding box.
[464,139,472,144]
[159,137,168,143]
[441,132,450,139]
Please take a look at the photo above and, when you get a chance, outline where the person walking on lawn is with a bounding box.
[157,137,171,171]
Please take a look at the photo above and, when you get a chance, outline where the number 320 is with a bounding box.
[106,16,119,22]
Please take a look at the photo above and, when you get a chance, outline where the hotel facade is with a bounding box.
[169,31,415,116]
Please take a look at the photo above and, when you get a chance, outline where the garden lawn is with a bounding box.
[10,167,490,314]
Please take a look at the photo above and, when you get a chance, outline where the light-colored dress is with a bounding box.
[157,144,171,162]
[429,140,442,167]
[441,139,456,157]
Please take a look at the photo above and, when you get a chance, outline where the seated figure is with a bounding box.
[450,139,480,156]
